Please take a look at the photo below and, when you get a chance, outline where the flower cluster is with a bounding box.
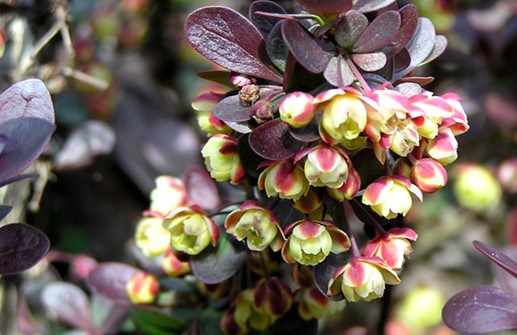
[128,0,469,334]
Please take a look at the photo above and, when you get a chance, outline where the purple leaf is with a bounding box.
[297,0,352,15]
[473,240,517,279]
[442,286,517,333]
[281,20,333,74]
[184,165,221,212]
[91,294,131,334]
[248,119,303,160]
[353,10,401,53]
[266,20,289,72]
[86,262,141,305]
[0,205,12,221]
[184,6,282,83]
[353,0,397,13]
[493,247,517,296]
[289,114,321,142]
[383,4,418,57]
[0,223,49,275]
[0,79,55,124]
[212,94,253,122]
[351,52,387,72]
[420,35,448,65]
[313,252,351,301]
[335,10,368,49]
[324,55,354,87]
[41,282,93,331]
[249,0,287,38]
[0,117,55,184]
[393,47,411,72]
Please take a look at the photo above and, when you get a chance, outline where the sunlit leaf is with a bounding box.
[324,55,354,87]
[191,232,246,284]
[351,52,387,72]
[248,119,303,160]
[281,20,333,74]
[185,6,282,83]
[249,0,287,38]
[335,10,368,49]
[442,286,517,333]
[212,94,253,122]
[41,282,93,331]
[353,0,397,13]
[473,240,517,279]
[0,223,49,275]
[87,262,140,304]
[420,35,447,66]
[353,10,401,53]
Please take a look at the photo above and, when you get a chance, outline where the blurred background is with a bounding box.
[1,0,517,334]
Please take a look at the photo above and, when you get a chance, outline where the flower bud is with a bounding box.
[225,201,285,251]
[192,91,230,136]
[279,92,315,128]
[163,206,219,255]
[126,272,160,305]
[362,228,418,270]
[135,216,171,257]
[254,277,293,317]
[201,134,245,185]
[301,144,349,188]
[453,164,502,212]
[238,84,260,106]
[161,248,191,277]
[425,128,458,165]
[282,218,350,266]
[149,176,189,216]
[328,256,400,302]
[410,158,448,193]
[258,159,309,201]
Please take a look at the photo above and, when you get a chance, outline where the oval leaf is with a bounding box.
[249,0,287,38]
[397,17,436,78]
[248,119,303,160]
[41,282,92,330]
[130,307,185,335]
[212,94,253,122]
[87,262,141,305]
[313,252,351,300]
[185,6,282,83]
[0,223,49,275]
[384,4,419,56]
[191,232,246,284]
[0,117,55,184]
[353,10,401,53]
[324,55,354,87]
[353,0,397,13]
[473,240,517,279]
[420,35,447,66]
[335,10,368,49]
[289,114,321,142]
[351,52,387,72]
[184,165,221,212]
[0,79,55,124]
[266,20,289,72]
[493,247,517,296]
[281,20,333,74]
[442,286,517,333]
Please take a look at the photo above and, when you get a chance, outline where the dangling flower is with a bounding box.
[362,176,422,219]
[225,200,284,251]
[135,216,170,257]
[192,91,231,136]
[296,144,350,189]
[424,128,458,165]
[410,158,448,193]
[149,176,189,216]
[328,256,400,302]
[282,218,350,266]
[298,286,346,320]
[163,205,219,255]
[279,91,315,128]
[201,134,245,184]
[258,159,310,201]
[362,228,418,270]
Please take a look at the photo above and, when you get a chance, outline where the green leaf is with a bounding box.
[130,307,186,335]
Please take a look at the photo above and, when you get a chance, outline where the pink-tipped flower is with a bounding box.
[279,92,315,128]
[298,144,350,188]
[327,165,361,201]
[192,91,231,136]
[126,272,160,305]
[315,88,368,144]
[258,159,310,201]
[201,134,245,185]
[163,206,219,255]
[410,158,448,193]
[439,92,469,136]
[362,176,422,219]
[362,228,418,270]
[149,176,189,216]
[225,200,285,251]
[161,248,191,277]
[282,218,351,266]
[328,256,400,302]
[298,286,346,320]
[425,128,458,165]
[135,216,171,257]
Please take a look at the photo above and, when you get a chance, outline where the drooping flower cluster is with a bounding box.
[128,0,469,334]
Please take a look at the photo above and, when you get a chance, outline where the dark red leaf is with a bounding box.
[266,20,289,72]
[393,47,411,72]
[297,0,352,15]
[289,114,321,142]
[335,10,368,49]
[323,55,354,87]
[351,52,387,72]
[87,262,141,305]
[0,79,55,124]
[353,10,401,53]
[0,223,49,275]
[249,1,287,38]
[0,117,55,184]
[442,286,517,333]
[185,6,282,83]
[184,165,221,212]
[212,94,253,122]
[281,20,333,74]
[353,0,397,13]
[383,4,419,57]
[395,76,434,86]
[248,119,303,160]
[473,240,517,279]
